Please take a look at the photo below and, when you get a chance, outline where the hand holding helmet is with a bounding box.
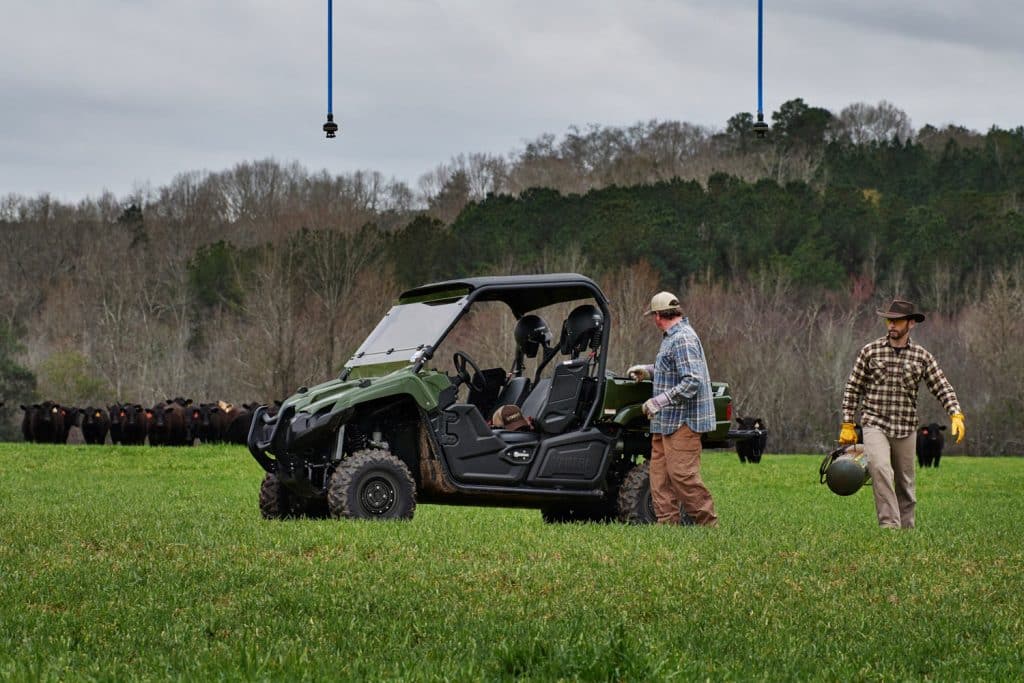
[950,413,965,443]
[838,422,858,445]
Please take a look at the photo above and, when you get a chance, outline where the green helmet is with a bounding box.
[820,445,869,496]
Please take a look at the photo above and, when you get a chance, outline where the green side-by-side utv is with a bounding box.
[248,273,764,523]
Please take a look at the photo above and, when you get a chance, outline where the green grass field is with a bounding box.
[1,444,1022,682]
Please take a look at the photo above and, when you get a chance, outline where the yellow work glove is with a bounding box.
[838,422,858,445]
[950,413,965,444]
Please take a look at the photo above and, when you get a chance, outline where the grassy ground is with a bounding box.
[1,443,1022,682]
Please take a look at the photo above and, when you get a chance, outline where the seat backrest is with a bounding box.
[494,376,531,408]
[466,367,509,416]
[520,378,551,421]
[533,359,589,434]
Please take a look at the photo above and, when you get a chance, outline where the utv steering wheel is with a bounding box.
[452,351,487,393]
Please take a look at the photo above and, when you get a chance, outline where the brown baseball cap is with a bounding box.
[492,404,530,431]
[876,299,925,322]
[644,291,681,316]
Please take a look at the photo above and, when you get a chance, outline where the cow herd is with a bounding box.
[18,398,276,447]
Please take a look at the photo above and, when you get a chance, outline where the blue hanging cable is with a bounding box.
[322,0,339,138]
[753,0,769,136]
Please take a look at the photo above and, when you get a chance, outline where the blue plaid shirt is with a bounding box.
[650,318,716,435]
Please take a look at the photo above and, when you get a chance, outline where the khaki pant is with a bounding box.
[862,426,917,529]
[650,426,718,526]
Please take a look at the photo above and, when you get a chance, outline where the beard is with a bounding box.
[888,327,908,341]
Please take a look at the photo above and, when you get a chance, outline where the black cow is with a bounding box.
[120,404,149,445]
[59,406,80,443]
[148,400,192,446]
[190,403,227,443]
[917,423,946,468]
[28,401,66,443]
[156,401,192,448]
[107,403,126,444]
[20,404,38,441]
[80,407,110,445]
[225,401,275,444]
[734,416,768,463]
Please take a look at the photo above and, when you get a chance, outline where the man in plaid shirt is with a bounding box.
[840,299,965,528]
[628,292,718,526]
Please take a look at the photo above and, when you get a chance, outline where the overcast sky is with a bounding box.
[2,1,1022,202]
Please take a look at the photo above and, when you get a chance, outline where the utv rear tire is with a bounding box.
[327,449,416,520]
[617,462,657,524]
[260,472,301,520]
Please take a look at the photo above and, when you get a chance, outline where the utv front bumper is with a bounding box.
[247,404,351,473]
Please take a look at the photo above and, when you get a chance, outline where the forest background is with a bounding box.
[2,98,1023,455]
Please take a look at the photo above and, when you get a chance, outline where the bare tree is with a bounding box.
[831,101,914,145]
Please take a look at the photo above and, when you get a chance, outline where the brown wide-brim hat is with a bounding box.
[876,299,925,323]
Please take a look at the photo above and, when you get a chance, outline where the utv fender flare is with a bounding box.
[611,405,646,426]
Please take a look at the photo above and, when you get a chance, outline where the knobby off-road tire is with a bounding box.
[259,472,300,519]
[617,461,657,524]
[616,462,695,525]
[327,449,417,520]
[260,472,331,520]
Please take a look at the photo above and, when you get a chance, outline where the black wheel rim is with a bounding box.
[360,475,397,515]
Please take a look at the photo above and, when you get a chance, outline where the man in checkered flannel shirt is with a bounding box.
[628,291,718,527]
[840,299,965,529]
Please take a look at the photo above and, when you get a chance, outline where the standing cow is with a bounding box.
[59,406,80,443]
[916,423,946,468]
[20,404,38,442]
[80,407,110,445]
[190,403,227,444]
[28,401,67,443]
[107,403,126,444]
[120,404,149,445]
[734,416,769,464]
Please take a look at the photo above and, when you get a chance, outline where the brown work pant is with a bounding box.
[650,426,718,526]
[862,426,917,529]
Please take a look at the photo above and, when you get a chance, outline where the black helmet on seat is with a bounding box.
[514,314,553,358]
[559,304,604,356]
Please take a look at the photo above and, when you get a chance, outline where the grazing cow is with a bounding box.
[917,423,946,468]
[734,416,768,464]
[120,404,149,445]
[80,407,110,445]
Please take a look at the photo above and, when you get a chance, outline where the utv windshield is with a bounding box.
[346,297,467,368]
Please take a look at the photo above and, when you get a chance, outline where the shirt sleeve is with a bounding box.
[923,352,961,415]
[841,346,869,423]
[665,336,705,403]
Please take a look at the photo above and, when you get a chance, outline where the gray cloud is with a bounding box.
[2,1,1022,201]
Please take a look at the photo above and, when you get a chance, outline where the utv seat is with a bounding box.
[531,359,590,435]
[493,376,531,408]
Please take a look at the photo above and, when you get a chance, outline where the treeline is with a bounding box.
[1,98,1023,453]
